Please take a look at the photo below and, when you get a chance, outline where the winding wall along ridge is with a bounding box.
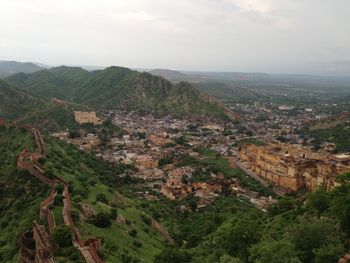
[0,120,104,263]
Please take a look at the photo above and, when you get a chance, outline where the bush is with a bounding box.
[140,214,152,225]
[110,208,117,219]
[71,210,80,224]
[133,240,142,248]
[51,225,73,247]
[89,213,111,228]
[128,229,137,237]
[307,189,331,215]
[159,156,173,166]
[55,184,64,193]
[96,193,109,204]
[154,248,191,263]
[54,193,63,206]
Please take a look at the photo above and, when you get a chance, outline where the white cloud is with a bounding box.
[228,0,274,13]
[0,0,349,74]
[119,11,158,22]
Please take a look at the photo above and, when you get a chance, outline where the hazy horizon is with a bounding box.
[1,0,350,76]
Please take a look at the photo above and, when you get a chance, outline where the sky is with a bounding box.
[0,0,350,75]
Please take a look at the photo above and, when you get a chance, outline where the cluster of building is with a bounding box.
[74,111,102,125]
[52,108,350,211]
[230,102,323,142]
[160,166,276,210]
[51,110,278,210]
[239,143,350,192]
[52,131,101,152]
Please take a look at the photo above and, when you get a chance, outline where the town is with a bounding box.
[51,108,350,212]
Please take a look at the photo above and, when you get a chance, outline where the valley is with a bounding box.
[1,1,350,262]
[1,63,350,263]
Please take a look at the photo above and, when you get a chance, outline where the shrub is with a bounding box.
[110,208,117,219]
[51,225,73,247]
[140,214,152,226]
[71,210,80,224]
[96,193,109,204]
[133,240,142,248]
[54,193,63,206]
[89,213,111,228]
[128,229,137,237]
[154,248,191,263]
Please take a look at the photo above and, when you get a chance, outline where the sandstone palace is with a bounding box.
[239,143,350,192]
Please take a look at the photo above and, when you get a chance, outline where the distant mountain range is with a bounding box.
[5,66,236,120]
[0,60,46,78]
[149,68,350,102]
[149,68,350,85]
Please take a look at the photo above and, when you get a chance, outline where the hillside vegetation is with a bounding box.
[0,126,47,262]
[0,60,44,78]
[6,66,235,120]
[0,79,85,131]
[0,125,167,262]
[0,79,48,120]
[302,113,350,153]
[2,124,350,262]
[149,184,350,263]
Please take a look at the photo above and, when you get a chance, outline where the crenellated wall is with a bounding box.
[0,120,105,263]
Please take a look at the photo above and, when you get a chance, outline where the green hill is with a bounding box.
[0,60,44,78]
[0,126,41,262]
[6,66,236,120]
[5,66,92,100]
[0,79,48,119]
[0,79,81,131]
[0,125,166,262]
[301,113,350,153]
[1,123,350,263]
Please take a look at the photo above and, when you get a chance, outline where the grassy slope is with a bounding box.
[44,137,165,262]
[77,70,230,119]
[0,79,81,132]
[5,66,92,101]
[306,125,350,153]
[302,114,350,153]
[0,127,165,262]
[17,104,83,132]
[0,125,49,263]
[6,66,234,120]
[0,79,48,120]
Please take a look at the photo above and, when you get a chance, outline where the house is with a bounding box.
[74,111,102,125]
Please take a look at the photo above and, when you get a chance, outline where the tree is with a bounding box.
[307,189,330,215]
[51,225,73,247]
[220,255,244,263]
[89,212,111,228]
[154,248,191,263]
[249,239,301,263]
[314,243,345,263]
[329,185,350,235]
[268,196,297,216]
[288,218,342,263]
[337,204,350,236]
[213,213,261,261]
[96,193,109,204]
[110,208,117,219]
[102,118,112,127]
[69,130,80,139]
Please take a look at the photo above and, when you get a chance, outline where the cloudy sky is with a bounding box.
[0,0,349,74]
